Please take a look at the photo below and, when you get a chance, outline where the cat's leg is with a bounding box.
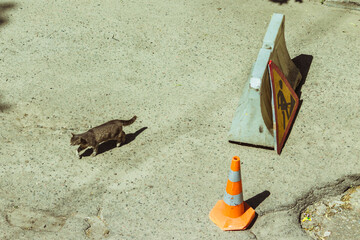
[91,145,98,157]
[77,145,87,158]
[115,132,121,147]
[116,131,126,147]
[121,131,126,144]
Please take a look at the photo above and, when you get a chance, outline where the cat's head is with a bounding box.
[70,133,85,145]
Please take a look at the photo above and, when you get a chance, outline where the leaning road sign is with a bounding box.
[268,60,299,154]
[228,13,302,149]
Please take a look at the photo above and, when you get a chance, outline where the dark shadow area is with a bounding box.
[0,3,16,26]
[269,0,289,4]
[292,54,313,99]
[246,190,271,209]
[121,127,147,147]
[247,213,258,230]
[81,127,147,158]
[0,4,17,113]
[229,141,274,151]
[0,94,11,112]
[245,190,271,229]
[279,54,313,154]
[269,0,303,4]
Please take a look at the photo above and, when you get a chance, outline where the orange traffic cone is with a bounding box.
[209,156,255,230]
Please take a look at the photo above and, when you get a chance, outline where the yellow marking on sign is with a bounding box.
[268,61,299,154]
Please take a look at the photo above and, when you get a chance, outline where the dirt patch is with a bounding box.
[84,207,110,239]
[6,206,67,232]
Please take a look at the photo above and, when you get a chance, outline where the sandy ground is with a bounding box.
[0,0,359,239]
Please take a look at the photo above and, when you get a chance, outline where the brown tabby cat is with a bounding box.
[70,116,137,158]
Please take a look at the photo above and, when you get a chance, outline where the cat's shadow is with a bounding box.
[81,127,147,158]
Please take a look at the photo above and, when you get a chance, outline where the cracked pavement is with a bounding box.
[0,0,359,239]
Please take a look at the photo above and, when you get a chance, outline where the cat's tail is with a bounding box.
[122,115,137,126]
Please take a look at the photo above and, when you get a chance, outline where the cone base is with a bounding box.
[209,200,255,231]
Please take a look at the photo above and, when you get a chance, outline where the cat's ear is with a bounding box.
[71,133,75,137]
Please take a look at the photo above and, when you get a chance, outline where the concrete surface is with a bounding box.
[301,185,360,239]
[0,0,359,239]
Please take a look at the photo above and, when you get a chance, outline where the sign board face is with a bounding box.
[268,61,299,154]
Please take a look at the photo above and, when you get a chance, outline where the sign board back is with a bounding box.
[268,60,299,154]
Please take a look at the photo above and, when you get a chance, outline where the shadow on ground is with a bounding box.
[0,3,17,113]
[0,94,11,112]
[269,0,303,4]
[0,2,16,26]
[81,127,148,158]
[229,141,274,151]
[293,54,313,99]
[246,190,271,229]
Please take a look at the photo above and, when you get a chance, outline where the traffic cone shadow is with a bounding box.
[245,190,271,229]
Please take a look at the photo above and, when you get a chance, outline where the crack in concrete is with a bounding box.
[325,0,360,11]
[248,230,258,239]
[246,175,360,239]
[258,174,360,218]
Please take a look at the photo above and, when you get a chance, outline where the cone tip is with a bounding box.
[230,156,241,172]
